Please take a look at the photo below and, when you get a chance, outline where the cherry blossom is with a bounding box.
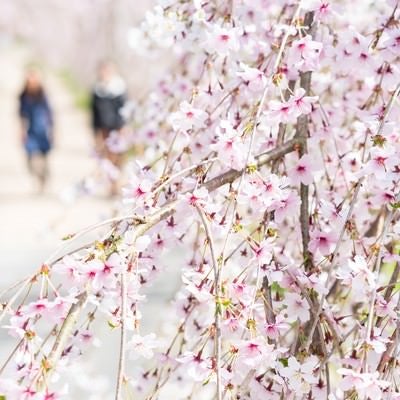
[274,191,301,223]
[204,25,240,56]
[122,176,152,205]
[338,369,390,400]
[282,292,310,323]
[264,314,289,340]
[288,154,317,186]
[252,238,274,266]
[279,356,319,395]
[383,28,400,54]
[237,64,267,93]
[177,352,212,382]
[287,35,323,72]
[169,101,208,132]
[1,0,400,398]
[289,88,318,116]
[364,147,397,180]
[128,333,160,360]
[236,337,276,370]
[308,228,336,256]
[268,99,296,124]
[184,186,209,209]
[211,120,246,169]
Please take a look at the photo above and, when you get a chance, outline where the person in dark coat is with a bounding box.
[19,69,53,192]
[91,61,127,196]
[91,61,127,155]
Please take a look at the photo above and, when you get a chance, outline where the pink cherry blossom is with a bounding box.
[177,352,212,382]
[273,191,301,223]
[338,369,390,400]
[231,282,253,306]
[184,186,209,208]
[211,120,246,169]
[287,35,323,72]
[237,64,267,92]
[128,333,159,360]
[279,356,319,395]
[364,147,397,179]
[308,228,336,256]
[268,99,296,124]
[205,25,240,55]
[382,28,400,54]
[249,377,280,400]
[251,238,274,266]
[283,292,310,323]
[169,101,208,131]
[305,1,334,22]
[288,154,316,185]
[122,177,152,205]
[289,88,318,116]
[347,255,376,291]
[264,314,289,339]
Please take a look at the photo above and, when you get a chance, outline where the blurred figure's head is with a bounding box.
[97,60,117,82]
[22,68,44,98]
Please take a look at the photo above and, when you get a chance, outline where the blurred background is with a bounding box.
[0,2,182,397]
[0,0,165,282]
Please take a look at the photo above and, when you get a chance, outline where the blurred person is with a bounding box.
[91,60,127,196]
[19,68,53,193]
[91,60,127,154]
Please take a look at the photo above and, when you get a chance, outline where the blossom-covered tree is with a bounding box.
[1,0,400,399]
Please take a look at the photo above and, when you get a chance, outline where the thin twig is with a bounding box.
[33,291,88,391]
[115,266,128,399]
[196,206,222,400]
[0,275,35,324]
[203,138,300,192]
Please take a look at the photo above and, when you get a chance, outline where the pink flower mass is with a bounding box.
[2,0,400,399]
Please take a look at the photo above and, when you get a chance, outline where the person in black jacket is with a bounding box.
[91,61,127,195]
[91,61,127,156]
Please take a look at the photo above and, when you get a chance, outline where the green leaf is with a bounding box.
[271,282,285,296]
[61,233,75,240]
[390,202,400,210]
[279,357,288,367]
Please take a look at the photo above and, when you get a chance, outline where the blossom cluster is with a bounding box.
[1,0,400,399]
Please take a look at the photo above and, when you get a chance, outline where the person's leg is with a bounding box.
[26,150,41,193]
[29,153,40,192]
[36,153,49,192]
[109,149,122,193]
[26,153,33,175]
[28,152,47,193]
[94,129,107,157]
[103,130,122,197]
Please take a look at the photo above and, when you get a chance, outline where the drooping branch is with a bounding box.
[25,135,301,396]
[196,206,222,400]
[203,138,300,192]
[115,268,128,400]
[33,291,88,390]
[295,11,315,270]
[0,275,35,325]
